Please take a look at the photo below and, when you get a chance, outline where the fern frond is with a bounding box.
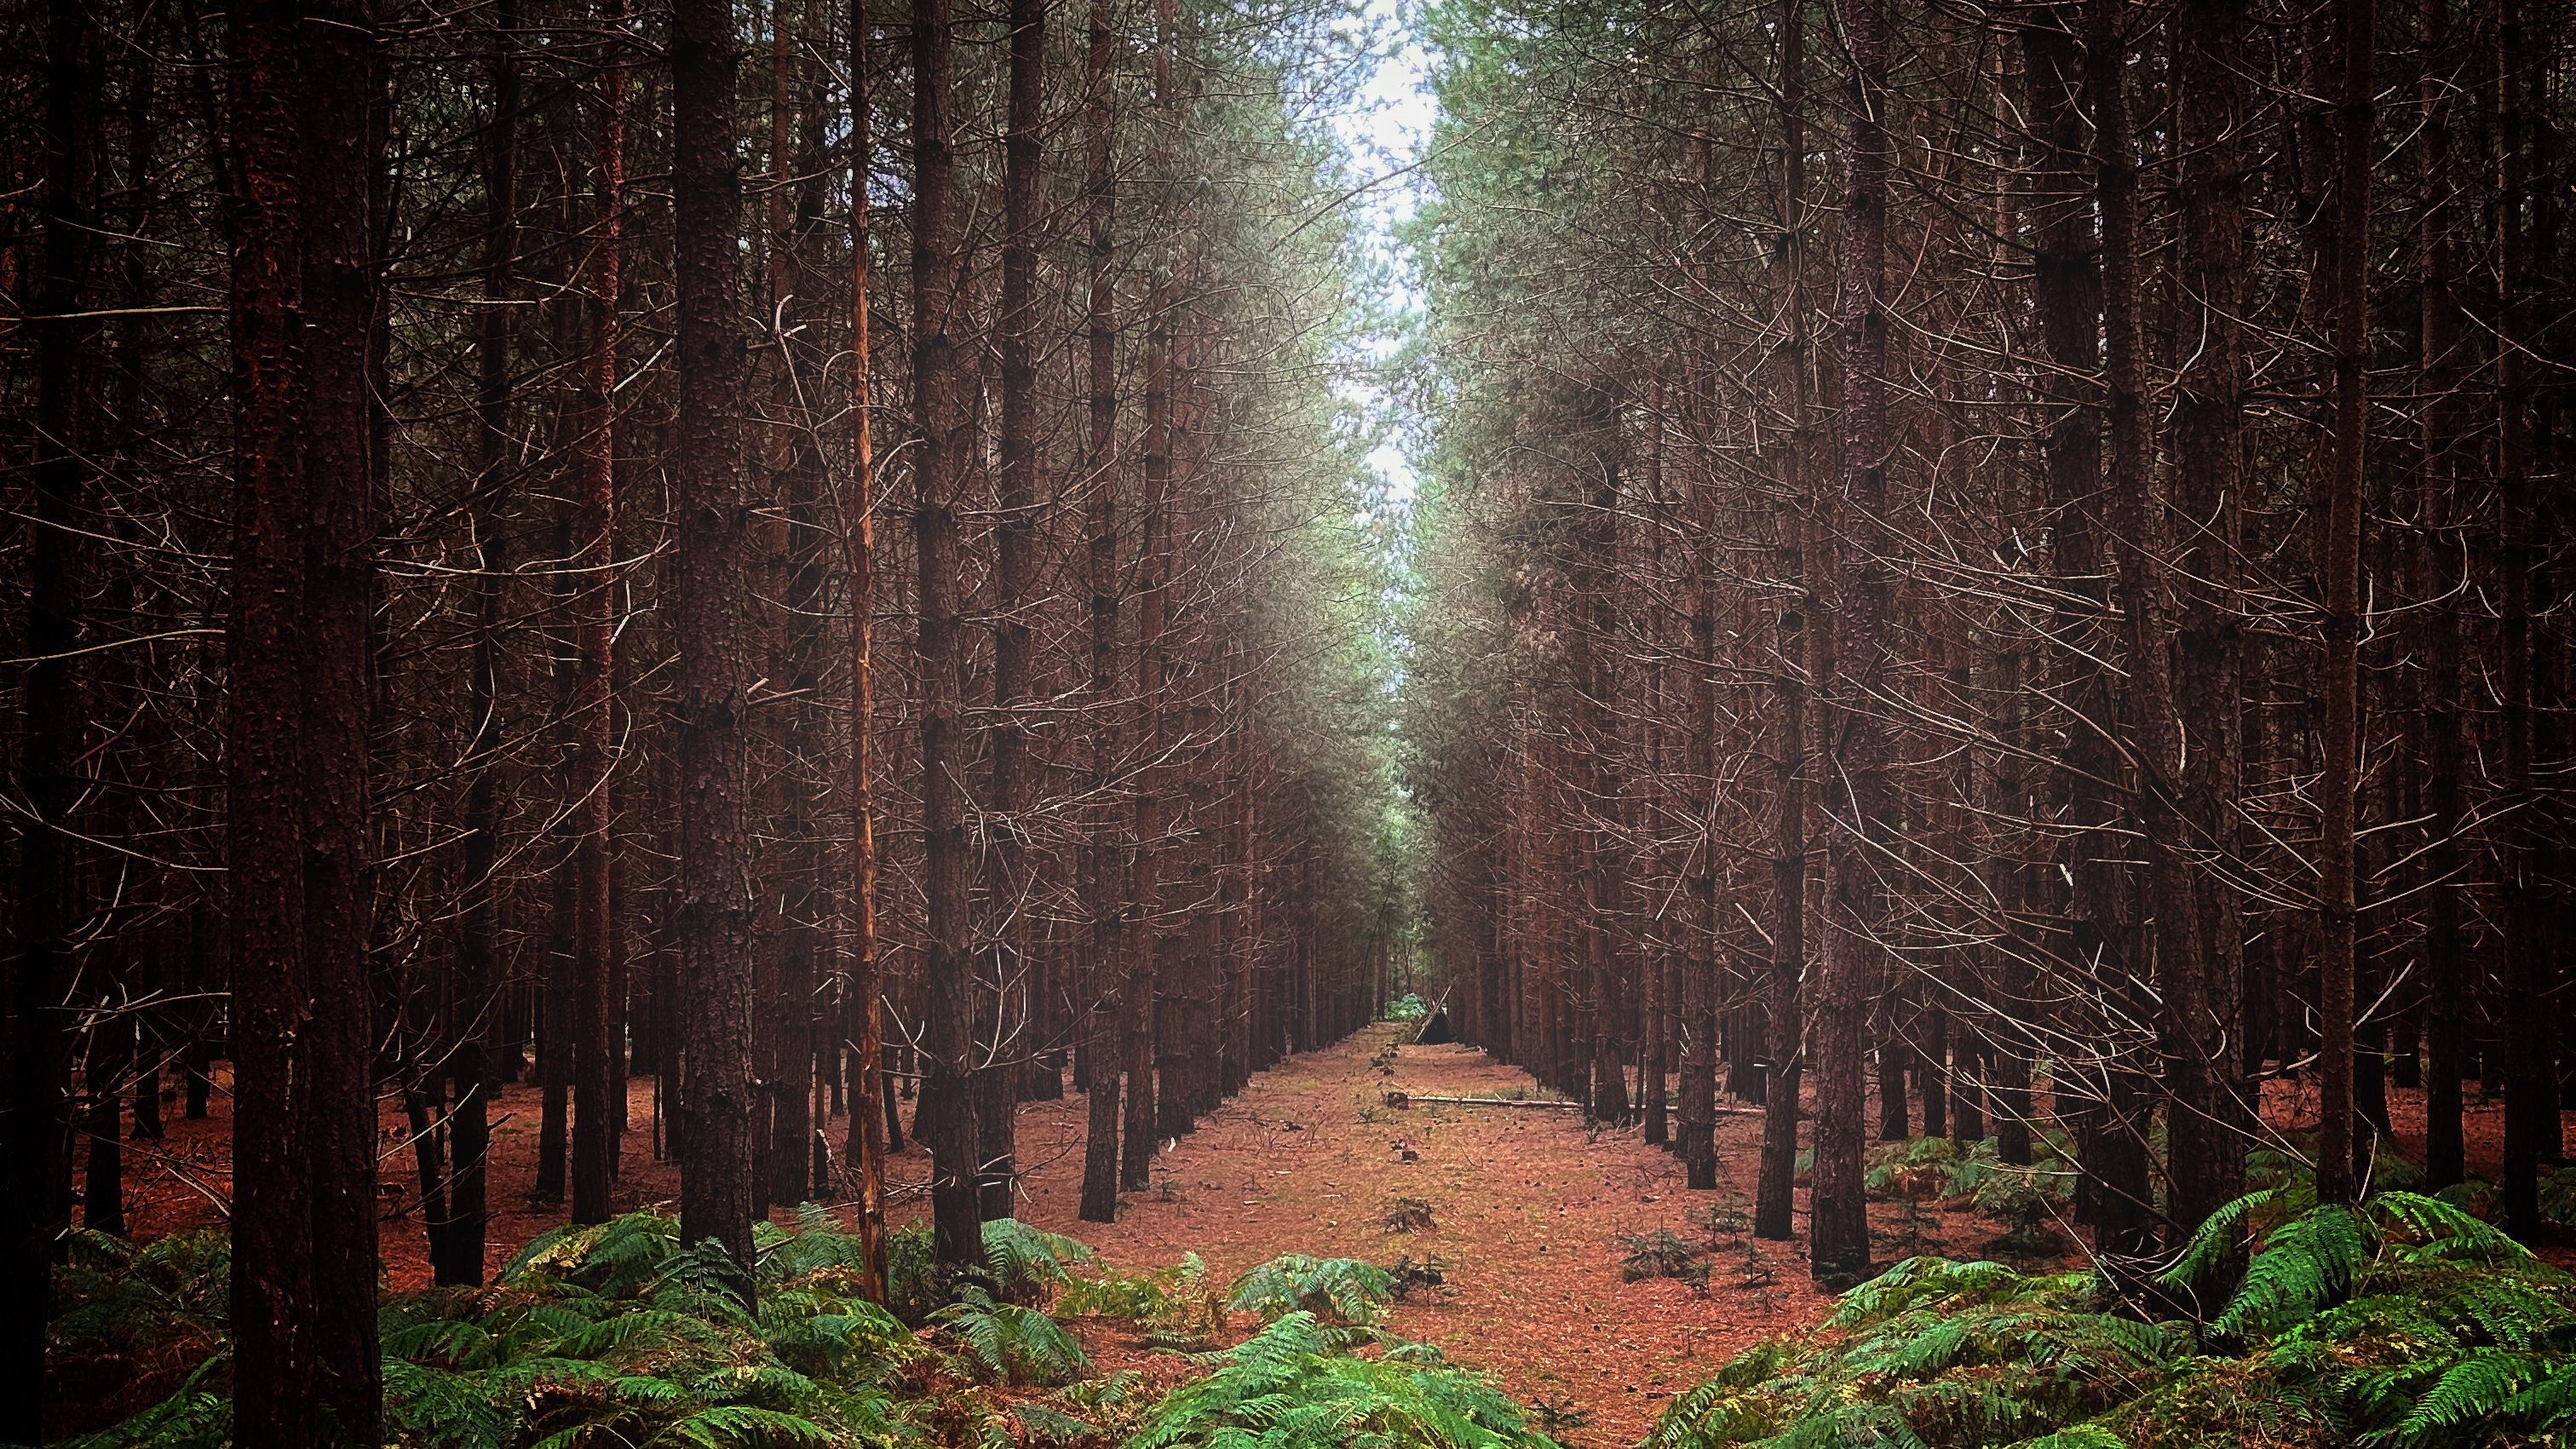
[382,1358,509,1449]
[980,1218,1097,1305]
[2387,1347,2547,1445]
[2156,1184,2277,1297]
[1010,1400,1102,1446]
[1224,1254,1394,1325]
[1831,1256,2040,1329]
[2005,1427,2124,1449]
[2215,1204,2367,1339]
[65,1352,234,1449]
[648,1403,836,1449]
[2366,1191,2540,1271]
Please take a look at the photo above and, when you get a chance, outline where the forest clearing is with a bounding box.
[7,0,2576,1442]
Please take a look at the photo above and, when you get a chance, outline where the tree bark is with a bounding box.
[2314,0,2373,1208]
[1753,0,1808,1246]
[911,0,985,1268]
[569,0,626,1228]
[444,0,520,1284]
[2168,0,2253,1236]
[2092,0,2217,1255]
[1075,0,1125,1226]
[982,0,1046,1221]
[841,0,888,1298]
[227,0,385,1434]
[2416,0,2467,1190]
[674,0,757,1281]
[2496,0,2547,1240]
[1808,0,1889,1285]
[5,0,96,1428]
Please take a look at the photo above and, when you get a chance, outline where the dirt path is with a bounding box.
[999,1023,2004,1447]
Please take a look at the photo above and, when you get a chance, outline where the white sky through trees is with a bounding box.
[1323,0,1435,522]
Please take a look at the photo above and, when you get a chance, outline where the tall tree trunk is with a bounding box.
[446,0,521,1285]
[1638,388,1670,1151]
[227,0,386,1435]
[2315,0,2374,1208]
[1752,0,1808,1245]
[2169,0,2253,1238]
[1570,388,1626,1126]
[2496,0,2546,1239]
[300,0,382,1431]
[763,0,828,1216]
[1680,286,1720,1188]
[227,0,317,1422]
[5,0,95,1423]
[674,0,757,1281]
[2417,0,2468,1190]
[911,0,985,1269]
[841,2,888,1298]
[2093,0,2215,1252]
[5,0,95,1428]
[1075,0,1124,1226]
[982,0,1045,1221]
[1124,249,1172,1197]
[571,0,626,1227]
[1808,0,1889,1285]
[2021,1,2114,1205]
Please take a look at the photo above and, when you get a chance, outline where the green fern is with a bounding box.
[1124,1312,1555,1449]
[649,1402,837,1449]
[1057,1252,1222,1347]
[1010,1400,1105,1446]
[1054,1266,1173,1323]
[934,1285,1095,1388]
[64,1209,929,1449]
[1225,1253,1394,1325]
[981,1218,1098,1307]
[60,1351,233,1449]
[1654,1186,2576,1449]
[2007,1427,2124,1449]
[2212,1203,2368,1339]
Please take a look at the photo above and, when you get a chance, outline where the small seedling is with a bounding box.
[1385,1253,1451,1301]
[1383,1196,1435,1233]
[1687,1193,1751,1246]
[1531,1395,1590,1434]
[1873,1197,1941,1255]
[1735,1242,1778,1291]
[1618,1228,1711,1286]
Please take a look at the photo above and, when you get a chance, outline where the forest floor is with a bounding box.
[112,1022,2566,1446]
[999,1024,2027,1446]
